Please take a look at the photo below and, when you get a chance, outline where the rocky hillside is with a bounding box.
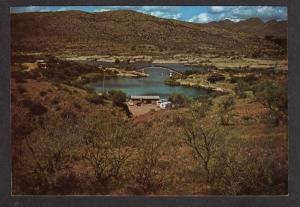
[206,18,287,38]
[11,10,287,57]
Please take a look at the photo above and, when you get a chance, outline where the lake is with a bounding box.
[88,67,207,99]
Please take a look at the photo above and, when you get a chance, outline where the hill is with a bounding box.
[207,18,287,38]
[11,10,286,58]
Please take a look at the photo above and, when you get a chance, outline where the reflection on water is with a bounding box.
[88,67,207,99]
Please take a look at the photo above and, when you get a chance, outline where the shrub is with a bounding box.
[15,76,27,83]
[115,58,120,64]
[73,102,82,110]
[207,73,225,83]
[234,80,251,98]
[22,99,48,116]
[21,121,78,194]
[169,93,189,107]
[110,90,126,106]
[86,94,104,105]
[80,115,132,193]
[22,99,34,108]
[60,110,77,122]
[39,91,47,97]
[50,97,60,105]
[131,128,164,194]
[180,112,221,183]
[218,95,236,125]
[29,103,48,116]
[17,86,27,94]
[254,80,287,125]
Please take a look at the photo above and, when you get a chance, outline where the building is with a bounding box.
[130,96,160,104]
[36,59,47,69]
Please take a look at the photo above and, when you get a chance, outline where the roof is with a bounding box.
[130,95,160,100]
[160,101,172,105]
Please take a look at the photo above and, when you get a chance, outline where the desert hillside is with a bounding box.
[11,10,286,58]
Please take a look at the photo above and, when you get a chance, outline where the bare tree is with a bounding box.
[132,127,165,194]
[23,117,78,193]
[179,101,221,183]
[218,95,236,125]
[181,118,220,183]
[80,115,132,193]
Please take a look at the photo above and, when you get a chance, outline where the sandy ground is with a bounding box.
[127,103,161,117]
[22,62,38,71]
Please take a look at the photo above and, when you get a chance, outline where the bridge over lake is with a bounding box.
[86,60,204,74]
[136,65,183,75]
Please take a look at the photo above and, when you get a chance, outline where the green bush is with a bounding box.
[110,90,126,106]
[218,95,236,125]
[234,80,251,98]
[169,93,189,107]
[254,80,287,125]
[115,58,120,64]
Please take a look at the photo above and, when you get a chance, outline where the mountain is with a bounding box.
[207,18,287,38]
[11,10,287,57]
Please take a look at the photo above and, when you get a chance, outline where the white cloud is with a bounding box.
[188,13,211,23]
[188,6,287,24]
[228,6,287,21]
[210,6,224,13]
[93,8,111,13]
[10,6,49,13]
[136,6,181,20]
[147,11,181,19]
[57,7,68,12]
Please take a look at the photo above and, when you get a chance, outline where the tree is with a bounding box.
[213,137,287,195]
[23,118,78,194]
[115,58,120,64]
[110,90,126,106]
[218,95,236,125]
[189,99,212,120]
[181,118,220,183]
[254,80,287,125]
[131,127,164,194]
[169,93,189,107]
[80,115,132,193]
[234,80,251,98]
[178,101,221,183]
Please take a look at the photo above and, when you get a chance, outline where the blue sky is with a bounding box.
[10,6,287,23]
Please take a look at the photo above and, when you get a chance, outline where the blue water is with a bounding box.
[88,67,207,99]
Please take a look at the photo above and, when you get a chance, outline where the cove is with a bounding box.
[88,67,207,99]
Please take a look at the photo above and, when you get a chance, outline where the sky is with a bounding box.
[10,6,287,23]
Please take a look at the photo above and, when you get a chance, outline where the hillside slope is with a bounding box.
[207,18,287,38]
[11,10,286,57]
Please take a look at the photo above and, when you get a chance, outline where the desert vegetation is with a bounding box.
[11,53,287,195]
[11,9,287,195]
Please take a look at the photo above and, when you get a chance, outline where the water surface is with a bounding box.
[88,67,207,99]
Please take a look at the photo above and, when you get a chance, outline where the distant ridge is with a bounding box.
[206,17,287,38]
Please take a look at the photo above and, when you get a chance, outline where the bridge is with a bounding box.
[136,65,183,75]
